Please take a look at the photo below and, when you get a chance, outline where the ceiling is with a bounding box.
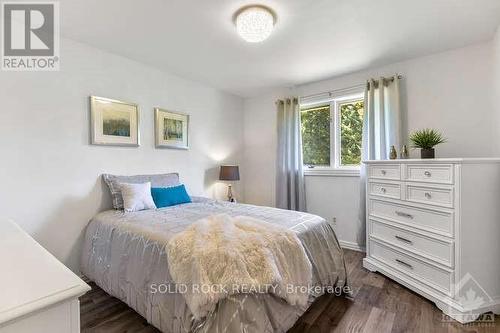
[61,0,500,97]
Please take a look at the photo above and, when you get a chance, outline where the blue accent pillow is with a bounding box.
[151,185,192,208]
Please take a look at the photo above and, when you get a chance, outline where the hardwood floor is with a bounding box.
[80,249,499,332]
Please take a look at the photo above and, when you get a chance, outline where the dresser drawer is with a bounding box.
[369,240,452,294]
[405,164,453,184]
[369,182,401,199]
[406,184,454,208]
[369,164,401,180]
[369,219,453,266]
[369,200,453,236]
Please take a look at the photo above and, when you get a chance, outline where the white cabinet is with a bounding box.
[0,221,90,332]
[363,158,500,323]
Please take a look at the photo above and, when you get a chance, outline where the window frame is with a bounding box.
[300,92,364,177]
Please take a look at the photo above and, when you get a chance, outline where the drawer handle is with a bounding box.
[424,192,432,199]
[381,170,387,175]
[395,211,414,219]
[424,171,432,177]
[395,235,413,244]
[381,187,387,193]
[395,259,413,269]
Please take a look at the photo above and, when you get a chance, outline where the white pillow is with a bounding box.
[120,182,157,212]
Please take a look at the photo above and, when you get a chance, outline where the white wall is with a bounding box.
[0,39,244,272]
[304,175,361,249]
[243,39,497,247]
[494,26,500,149]
[243,90,286,207]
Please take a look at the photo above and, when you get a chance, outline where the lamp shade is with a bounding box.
[219,165,240,181]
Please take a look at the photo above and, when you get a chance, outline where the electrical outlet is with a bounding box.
[332,217,337,225]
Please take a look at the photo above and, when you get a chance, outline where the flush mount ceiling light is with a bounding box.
[234,5,276,43]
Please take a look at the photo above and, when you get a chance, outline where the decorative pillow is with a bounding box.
[120,182,157,212]
[151,185,192,208]
[103,173,180,209]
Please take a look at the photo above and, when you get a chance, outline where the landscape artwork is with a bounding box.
[90,96,139,146]
[155,108,189,149]
[164,118,183,141]
[103,110,131,137]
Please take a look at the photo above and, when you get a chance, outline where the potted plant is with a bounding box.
[409,128,446,159]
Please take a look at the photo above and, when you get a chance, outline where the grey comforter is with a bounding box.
[81,198,347,333]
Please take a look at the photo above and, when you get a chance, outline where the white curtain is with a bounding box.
[357,77,402,247]
[276,97,307,212]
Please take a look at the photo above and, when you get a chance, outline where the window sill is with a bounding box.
[303,168,360,177]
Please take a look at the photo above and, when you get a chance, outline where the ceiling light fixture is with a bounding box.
[234,5,276,43]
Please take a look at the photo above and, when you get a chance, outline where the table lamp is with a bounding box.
[219,165,240,202]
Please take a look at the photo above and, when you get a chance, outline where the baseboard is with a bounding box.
[339,240,365,252]
[79,274,91,283]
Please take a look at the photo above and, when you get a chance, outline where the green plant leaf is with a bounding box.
[409,128,446,149]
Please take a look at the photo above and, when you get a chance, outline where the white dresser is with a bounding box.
[0,220,90,332]
[363,158,500,323]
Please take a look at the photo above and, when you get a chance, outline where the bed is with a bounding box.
[81,197,347,333]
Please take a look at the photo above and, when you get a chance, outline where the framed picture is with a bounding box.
[154,108,189,149]
[90,96,139,146]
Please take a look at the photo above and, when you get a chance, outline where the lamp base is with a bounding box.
[227,184,235,202]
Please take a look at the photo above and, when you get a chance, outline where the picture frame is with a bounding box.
[90,96,140,147]
[154,108,189,149]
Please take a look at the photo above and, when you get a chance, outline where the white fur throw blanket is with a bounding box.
[166,214,313,319]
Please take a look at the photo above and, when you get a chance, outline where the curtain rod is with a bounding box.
[299,83,365,102]
[299,74,403,101]
[367,74,403,84]
[275,97,298,105]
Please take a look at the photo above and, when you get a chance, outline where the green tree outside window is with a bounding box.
[300,99,364,168]
[340,101,364,165]
[300,106,330,166]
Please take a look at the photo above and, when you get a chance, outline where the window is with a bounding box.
[301,105,331,167]
[300,94,364,171]
[338,99,364,166]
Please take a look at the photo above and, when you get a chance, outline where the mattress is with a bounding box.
[80,198,347,333]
